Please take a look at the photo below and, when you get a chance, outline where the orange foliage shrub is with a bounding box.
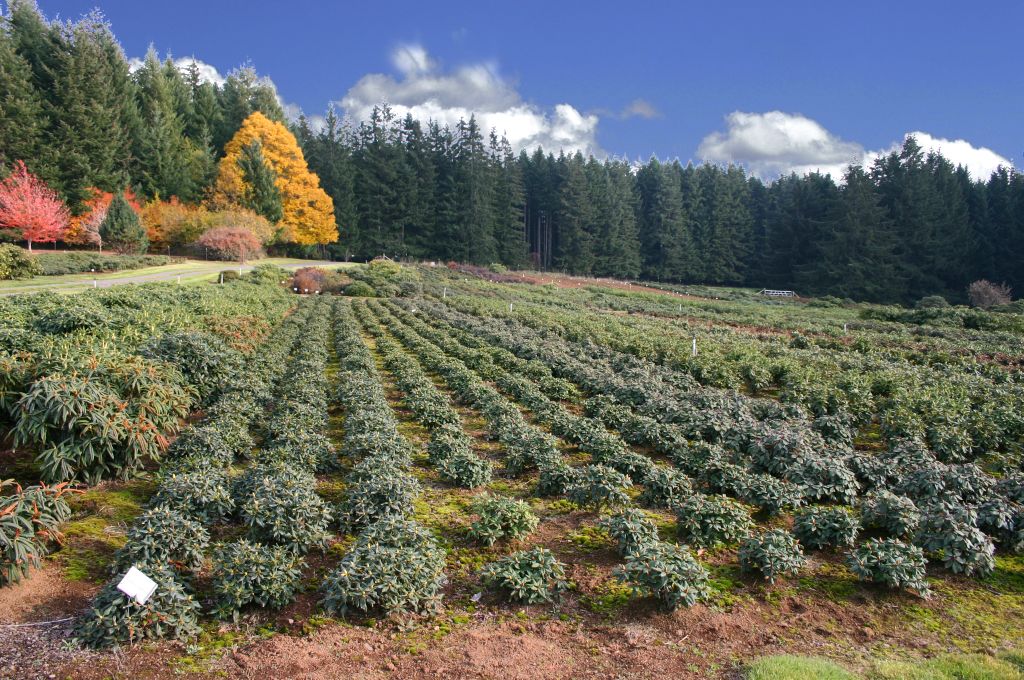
[196,226,264,262]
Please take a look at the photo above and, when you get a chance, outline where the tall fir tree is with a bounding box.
[132,48,194,200]
[0,20,46,173]
[237,140,282,223]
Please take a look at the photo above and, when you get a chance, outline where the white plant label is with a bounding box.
[116,567,158,605]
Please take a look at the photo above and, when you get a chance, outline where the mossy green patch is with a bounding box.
[746,654,858,680]
[871,653,1024,680]
[176,626,245,673]
[566,524,613,552]
[797,561,859,601]
[581,577,632,617]
[55,479,153,582]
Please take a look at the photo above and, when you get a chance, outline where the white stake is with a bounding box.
[692,337,697,357]
[443,287,447,299]
[509,301,513,312]
[843,323,848,334]
[93,278,97,288]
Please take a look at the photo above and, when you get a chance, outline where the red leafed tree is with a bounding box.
[196,226,263,263]
[0,161,70,251]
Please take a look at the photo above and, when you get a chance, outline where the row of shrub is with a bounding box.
[419,282,1023,469]
[72,299,314,647]
[319,300,445,618]
[357,307,493,488]
[1,277,293,483]
[411,298,1024,564]
[393,298,1022,593]
[371,302,576,499]
[369,301,716,606]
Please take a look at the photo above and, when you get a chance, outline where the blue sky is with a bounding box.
[16,0,1024,178]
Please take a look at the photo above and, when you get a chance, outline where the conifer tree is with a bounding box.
[0,24,45,173]
[237,140,283,224]
[99,192,147,253]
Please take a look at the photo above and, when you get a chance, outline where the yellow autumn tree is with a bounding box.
[211,112,337,245]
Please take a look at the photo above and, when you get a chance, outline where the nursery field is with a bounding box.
[2,262,1024,680]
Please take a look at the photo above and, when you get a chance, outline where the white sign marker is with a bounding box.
[117,567,158,605]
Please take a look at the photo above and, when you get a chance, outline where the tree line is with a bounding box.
[298,105,1022,304]
[2,0,1022,303]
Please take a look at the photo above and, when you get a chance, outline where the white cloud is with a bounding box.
[621,99,660,119]
[392,44,435,76]
[340,43,601,156]
[128,55,226,87]
[697,111,864,179]
[697,110,1014,181]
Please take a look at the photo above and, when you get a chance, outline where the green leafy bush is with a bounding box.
[917,502,995,577]
[211,539,305,621]
[150,470,234,523]
[639,466,694,508]
[480,547,568,604]
[113,506,209,572]
[336,462,419,531]
[566,464,632,510]
[241,474,333,553]
[1,480,74,586]
[141,331,242,405]
[793,506,860,550]
[860,491,920,538]
[676,494,754,548]
[437,449,493,488]
[344,281,376,297]
[739,529,807,583]
[74,562,201,648]
[12,363,193,484]
[468,495,539,545]
[847,538,930,597]
[738,472,805,515]
[599,508,659,557]
[321,517,445,617]
[615,541,710,609]
[0,244,40,279]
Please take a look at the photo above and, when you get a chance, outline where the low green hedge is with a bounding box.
[33,252,182,276]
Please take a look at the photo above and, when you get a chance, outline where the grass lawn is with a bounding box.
[0,257,351,294]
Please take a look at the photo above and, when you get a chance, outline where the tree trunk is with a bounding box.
[27,239,32,252]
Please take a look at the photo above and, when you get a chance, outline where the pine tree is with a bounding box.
[553,152,594,273]
[215,65,284,153]
[793,165,899,301]
[636,158,693,281]
[600,160,641,278]
[490,133,527,267]
[48,13,136,208]
[0,22,46,173]
[237,140,282,224]
[301,106,358,260]
[132,48,194,200]
[99,192,147,253]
